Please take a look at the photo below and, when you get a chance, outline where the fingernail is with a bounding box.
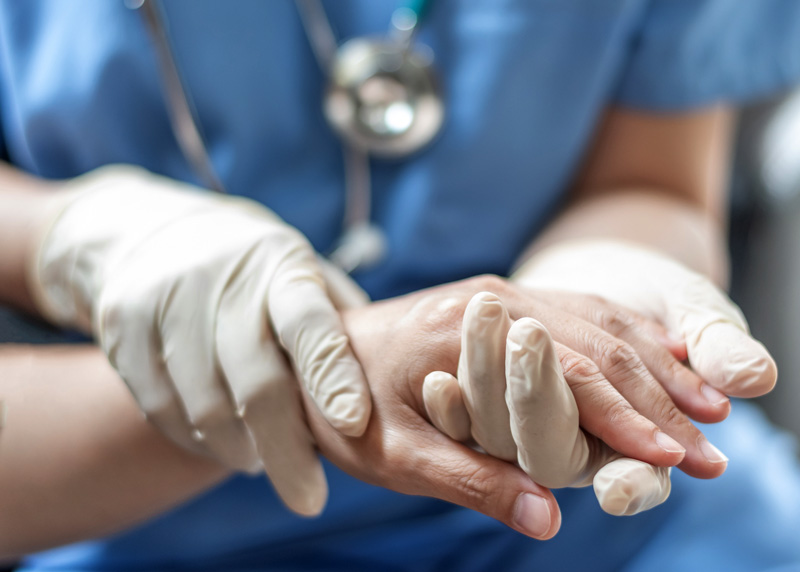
[513,493,551,538]
[655,431,685,454]
[697,437,728,464]
[701,384,729,406]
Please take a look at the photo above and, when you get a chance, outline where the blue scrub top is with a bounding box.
[2,1,800,570]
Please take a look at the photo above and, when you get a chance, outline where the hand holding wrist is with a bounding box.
[27,164,372,516]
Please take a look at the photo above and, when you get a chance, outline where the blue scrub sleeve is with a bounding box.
[614,0,800,110]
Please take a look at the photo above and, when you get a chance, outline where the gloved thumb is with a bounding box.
[665,277,777,398]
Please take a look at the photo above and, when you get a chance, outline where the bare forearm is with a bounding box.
[518,190,729,286]
[0,162,59,313]
[0,345,228,559]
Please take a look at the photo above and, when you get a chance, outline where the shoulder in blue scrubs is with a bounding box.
[2,1,800,570]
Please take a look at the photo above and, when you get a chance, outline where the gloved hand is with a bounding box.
[27,165,372,516]
[423,292,671,516]
[513,239,777,399]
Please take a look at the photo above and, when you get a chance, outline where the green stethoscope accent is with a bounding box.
[132,0,444,273]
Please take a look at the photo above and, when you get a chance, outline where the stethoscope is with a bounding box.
[130,0,443,273]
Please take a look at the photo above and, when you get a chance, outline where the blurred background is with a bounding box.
[731,86,800,442]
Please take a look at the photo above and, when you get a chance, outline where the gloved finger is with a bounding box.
[505,318,593,489]
[666,276,777,398]
[97,293,209,459]
[422,371,472,442]
[269,253,371,437]
[458,292,517,460]
[316,255,371,310]
[550,320,724,479]
[216,267,328,516]
[552,295,729,424]
[593,459,672,516]
[555,343,688,470]
[155,275,261,473]
[422,338,667,517]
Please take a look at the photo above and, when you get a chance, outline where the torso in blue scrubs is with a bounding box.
[2,1,800,570]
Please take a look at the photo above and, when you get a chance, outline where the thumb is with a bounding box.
[410,425,561,540]
[665,276,777,398]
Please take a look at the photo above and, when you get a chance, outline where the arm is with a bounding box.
[0,344,228,558]
[0,162,57,313]
[512,105,776,439]
[517,106,733,282]
[0,162,372,516]
[0,287,566,559]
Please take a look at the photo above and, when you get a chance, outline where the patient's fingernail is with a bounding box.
[513,493,551,538]
[655,431,685,454]
[701,384,729,406]
[698,437,728,464]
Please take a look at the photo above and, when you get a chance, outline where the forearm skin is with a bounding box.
[516,189,729,287]
[0,344,229,559]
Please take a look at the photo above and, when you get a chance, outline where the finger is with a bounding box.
[689,323,777,398]
[634,318,688,362]
[550,320,723,479]
[405,424,561,540]
[458,292,517,460]
[619,315,729,424]
[422,371,472,442]
[216,268,328,516]
[556,296,729,424]
[593,459,672,516]
[269,254,371,436]
[666,277,777,398]
[505,318,593,489]
[156,279,261,472]
[97,292,209,459]
[555,343,687,469]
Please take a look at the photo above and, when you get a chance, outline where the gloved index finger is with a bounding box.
[459,292,517,461]
[268,259,372,437]
[505,317,594,489]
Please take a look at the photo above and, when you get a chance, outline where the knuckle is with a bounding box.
[452,461,501,507]
[583,292,611,309]
[560,352,603,388]
[597,308,637,337]
[469,274,508,296]
[652,396,689,429]
[595,337,640,378]
[604,402,641,433]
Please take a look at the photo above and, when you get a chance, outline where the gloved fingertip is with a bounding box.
[285,481,329,518]
[507,317,549,348]
[323,391,372,437]
[724,352,777,398]
[691,324,778,398]
[465,291,506,323]
[594,460,671,516]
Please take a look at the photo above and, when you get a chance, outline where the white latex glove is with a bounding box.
[513,239,777,398]
[28,165,372,516]
[423,293,671,516]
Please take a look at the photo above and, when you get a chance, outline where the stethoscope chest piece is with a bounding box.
[325,37,443,157]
